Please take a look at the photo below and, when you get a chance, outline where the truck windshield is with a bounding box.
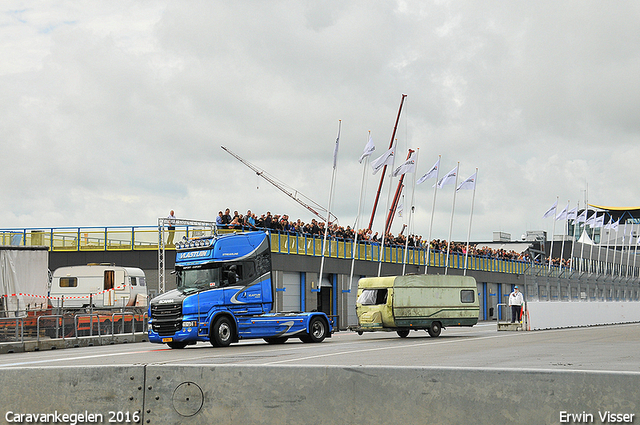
[176,263,246,293]
[177,267,221,293]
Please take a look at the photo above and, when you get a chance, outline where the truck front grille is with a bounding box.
[150,302,182,336]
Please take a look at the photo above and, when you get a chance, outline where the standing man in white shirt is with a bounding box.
[508,285,524,323]
[166,210,176,246]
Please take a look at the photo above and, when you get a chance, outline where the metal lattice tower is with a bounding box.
[157,218,216,293]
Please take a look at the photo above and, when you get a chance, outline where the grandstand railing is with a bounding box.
[1,225,533,275]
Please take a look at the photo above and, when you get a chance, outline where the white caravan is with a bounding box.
[50,264,148,308]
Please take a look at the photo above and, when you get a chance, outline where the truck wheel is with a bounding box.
[428,322,442,338]
[396,329,410,338]
[167,341,187,349]
[301,317,327,343]
[264,337,288,344]
[211,316,234,347]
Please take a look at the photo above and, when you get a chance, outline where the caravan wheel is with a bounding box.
[396,329,410,338]
[427,322,442,338]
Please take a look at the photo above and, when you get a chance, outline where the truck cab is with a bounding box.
[148,231,331,349]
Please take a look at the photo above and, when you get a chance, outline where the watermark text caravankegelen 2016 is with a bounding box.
[5,410,141,424]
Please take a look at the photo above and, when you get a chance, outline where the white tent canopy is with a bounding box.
[577,230,594,245]
[0,247,49,311]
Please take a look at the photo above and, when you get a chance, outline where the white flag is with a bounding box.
[567,206,578,221]
[555,203,569,221]
[396,202,403,217]
[392,151,417,177]
[435,166,457,188]
[417,158,440,185]
[359,135,375,163]
[576,209,587,223]
[585,213,596,227]
[542,200,558,219]
[593,214,605,228]
[456,172,477,191]
[371,147,394,175]
[611,219,619,231]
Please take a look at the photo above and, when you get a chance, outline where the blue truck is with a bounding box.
[148,231,332,349]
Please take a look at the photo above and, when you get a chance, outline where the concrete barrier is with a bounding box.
[0,333,148,354]
[1,366,145,424]
[2,365,639,424]
[527,301,640,330]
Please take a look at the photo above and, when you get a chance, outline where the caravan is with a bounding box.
[50,264,148,308]
[354,274,479,338]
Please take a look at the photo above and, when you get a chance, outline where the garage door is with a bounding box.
[282,272,301,311]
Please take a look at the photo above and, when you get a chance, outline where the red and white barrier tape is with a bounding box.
[2,285,126,300]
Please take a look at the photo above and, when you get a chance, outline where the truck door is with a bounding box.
[225,263,265,315]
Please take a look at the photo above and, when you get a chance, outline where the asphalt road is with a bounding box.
[1,322,639,372]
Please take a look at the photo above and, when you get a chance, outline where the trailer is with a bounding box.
[50,264,148,308]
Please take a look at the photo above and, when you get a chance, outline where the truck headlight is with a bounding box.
[182,321,197,328]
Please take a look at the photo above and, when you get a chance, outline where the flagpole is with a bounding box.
[318,120,340,291]
[463,168,478,276]
[568,201,579,276]
[633,223,639,282]
[625,222,634,279]
[444,163,460,276]
[542,199,558,273]
[603,214,613,278]
[618,218,627,280]
[402,149,419,276]
[548,196,559,274]
[349,132,372,292]
[424,156,441,275]
[579,204,587,276]
[557,202,569,275]
[614,216,621,278]
[588,211,598,276]
[596,211,604,278]
[377,139,398,277]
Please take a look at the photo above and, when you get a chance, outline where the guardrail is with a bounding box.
[1,226,533,275]
[0,307,147,345]
[0,316,25,343]
[6,225,640,279]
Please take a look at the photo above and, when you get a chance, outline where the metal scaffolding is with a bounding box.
[157,218,216,293]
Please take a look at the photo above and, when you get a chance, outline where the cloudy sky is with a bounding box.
[2,1,639,242]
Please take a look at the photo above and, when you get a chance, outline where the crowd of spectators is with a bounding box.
[213,207,540,264]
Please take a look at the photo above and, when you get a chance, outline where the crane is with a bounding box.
[221,146,338,224]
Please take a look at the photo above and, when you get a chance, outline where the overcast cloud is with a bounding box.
[2,1,639,242]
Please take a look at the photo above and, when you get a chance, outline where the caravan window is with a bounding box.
[460,290,475,303]
[59,277,77,288]
[357,289,388,305]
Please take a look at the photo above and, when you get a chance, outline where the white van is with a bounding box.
[50,264,148,308]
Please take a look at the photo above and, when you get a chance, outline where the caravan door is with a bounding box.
[103,270,114,306]
[103,269,124,306]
